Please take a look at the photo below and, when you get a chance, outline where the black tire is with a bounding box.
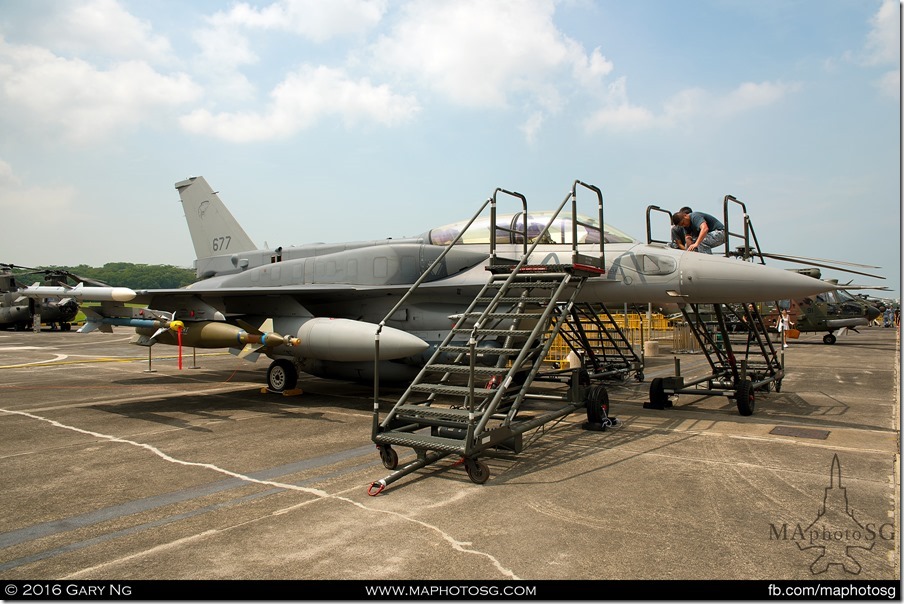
[267,359,298,392]
[735,379,755,416]
[465,458,490,484]
[648,377,670,409]
[379,446,398,470]
[585,384,610,425]
[635,371,645,383]
[823,333,836,344]
[774,378,782,393]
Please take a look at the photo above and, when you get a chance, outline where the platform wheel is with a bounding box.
[635,371,645,382]
[823,333,837,345]
[379,446,399,470]
[774,378,782,393]
[648,377,670,409]
[267,359,298,392]
[735,379,755,416]
[585,384,610,425]
[464,458,490,484]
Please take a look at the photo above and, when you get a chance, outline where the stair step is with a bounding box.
[395,404,474,421]
[439,345,524,356]
[425,364,519,376]
[374,431,466,453]
[409,384,497,397]
[450,328,534,337]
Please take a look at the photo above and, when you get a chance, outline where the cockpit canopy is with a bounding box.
[424,211,636,246]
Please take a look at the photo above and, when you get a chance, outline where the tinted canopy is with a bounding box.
[424,211,636,246]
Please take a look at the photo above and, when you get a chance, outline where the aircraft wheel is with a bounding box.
[379,446,398,470]
[464,458,490,484]
[585,384,610,425]
[823,333,836,344]
[647,377,671,409]
[267,359,298,392]
[62,323,72,331]
[735,379,755,416]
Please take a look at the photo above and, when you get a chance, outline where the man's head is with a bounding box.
[672,211,691,227]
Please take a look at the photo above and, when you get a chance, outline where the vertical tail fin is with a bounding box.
[175,176,258,261]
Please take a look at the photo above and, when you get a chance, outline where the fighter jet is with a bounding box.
[40,176,838,392]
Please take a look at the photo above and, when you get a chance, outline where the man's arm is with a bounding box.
[688,221,710,251]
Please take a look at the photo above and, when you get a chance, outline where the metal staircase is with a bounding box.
[643,196,784,416]
[553,302,644,381]
[369,181,620,494]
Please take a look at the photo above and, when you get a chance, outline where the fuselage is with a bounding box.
[135,209,837,382]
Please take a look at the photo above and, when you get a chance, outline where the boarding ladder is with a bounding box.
[643,196,784,415]
[369,181,614,493]
[552,302,644,381]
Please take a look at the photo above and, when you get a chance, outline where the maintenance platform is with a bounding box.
[0,326,898,586]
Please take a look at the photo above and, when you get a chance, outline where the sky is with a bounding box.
[0,0,900,299]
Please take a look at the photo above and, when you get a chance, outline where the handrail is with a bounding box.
[722,194,767,264]
[644,204,673,245]
[372,180,609,438]
[573,180,605,269]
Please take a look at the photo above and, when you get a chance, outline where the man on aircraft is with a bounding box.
[671,209,725,254]
[668,206,694,250]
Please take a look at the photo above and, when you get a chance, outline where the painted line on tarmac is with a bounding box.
[0,352,229,369]
[0,407,520,580]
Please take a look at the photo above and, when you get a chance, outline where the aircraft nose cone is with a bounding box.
[678,254,836,303]
[867,305,882,321]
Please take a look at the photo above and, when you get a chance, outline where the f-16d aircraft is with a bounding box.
[39,176,838,392]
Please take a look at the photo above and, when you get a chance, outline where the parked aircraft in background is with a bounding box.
[763,272,885,344]
[1,264,131,331]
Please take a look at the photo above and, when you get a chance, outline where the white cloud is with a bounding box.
[42,0,175,64]
[213,0,388,42]
[0,158,21,187]
[863,0,899,66]
[585,79,797,133]
[0,38,202,144]
[180,65,420,142]
[370,0,610,110]
[876,69,900,99]
[0,163,77,226]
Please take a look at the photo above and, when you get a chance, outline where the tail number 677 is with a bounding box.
[212,236,232,251]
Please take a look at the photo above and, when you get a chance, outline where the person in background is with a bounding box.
[777,308,794,348]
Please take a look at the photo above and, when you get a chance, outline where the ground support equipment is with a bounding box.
[369,181,632,494]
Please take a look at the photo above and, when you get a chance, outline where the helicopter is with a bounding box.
[0,264,112,331]
[760,270,885,344]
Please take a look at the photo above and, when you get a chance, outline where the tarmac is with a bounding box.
[0,325,899,588]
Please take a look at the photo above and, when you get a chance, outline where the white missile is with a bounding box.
[20,282,136,302]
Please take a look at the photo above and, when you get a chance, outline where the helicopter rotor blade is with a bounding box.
[758,253,886,280]
[757,252,881,269]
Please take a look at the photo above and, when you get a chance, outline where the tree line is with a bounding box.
[41,263,197,289]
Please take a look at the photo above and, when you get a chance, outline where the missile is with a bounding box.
[20,282,136,302]
[296,317,428,362]
[132,317,426,362]
[134,320,300,350]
